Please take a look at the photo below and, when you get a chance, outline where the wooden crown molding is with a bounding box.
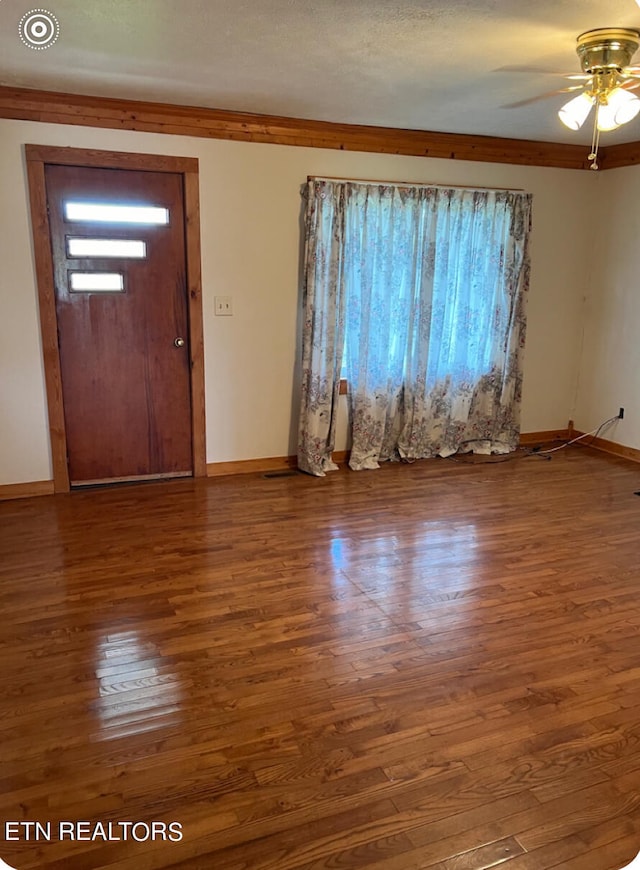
[0,85,599,170]
[598,140,640,171]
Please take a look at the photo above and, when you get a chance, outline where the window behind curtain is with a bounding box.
[297,179,532,476]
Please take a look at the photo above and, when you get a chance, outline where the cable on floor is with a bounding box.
[531,415,619,456]
[445,414,620,465]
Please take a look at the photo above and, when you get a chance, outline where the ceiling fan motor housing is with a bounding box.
[577,28,640,73]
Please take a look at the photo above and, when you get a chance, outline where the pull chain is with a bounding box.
[588,102,601,170]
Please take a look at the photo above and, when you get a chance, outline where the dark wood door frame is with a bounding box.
[25,144,207,492]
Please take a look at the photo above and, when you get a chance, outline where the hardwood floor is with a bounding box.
[1,448,639,870]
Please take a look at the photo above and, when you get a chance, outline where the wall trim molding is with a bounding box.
[0,86,597,170]
[573,432,640,464]
[6,430,637,497]
[519,428,571,446]
[0,480,55,501]
[206,430,573,478]
[599,141,640,171]
[207,455,298,477]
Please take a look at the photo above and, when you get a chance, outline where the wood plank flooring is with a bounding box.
[0,448,639,870]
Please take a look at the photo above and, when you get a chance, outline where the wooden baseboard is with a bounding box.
[10,428,628,496]
[208,433,570,478]
[334,432,570,465]
[0,480,55,501]
[519,429,571,447]
[207,451,352,476]
[572,431,640,464]
[207,455,298,478]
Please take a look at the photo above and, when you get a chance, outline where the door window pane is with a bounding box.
[64,202,169,225]
[67,238,147,258]
[69,272,125,292]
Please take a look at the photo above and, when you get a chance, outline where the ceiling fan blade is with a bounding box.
[620,79,640,91]
[501,85,584,110]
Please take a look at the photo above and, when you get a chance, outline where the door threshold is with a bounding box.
[71,471,192,489]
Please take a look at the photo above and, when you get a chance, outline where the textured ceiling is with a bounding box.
[2,0,640,145]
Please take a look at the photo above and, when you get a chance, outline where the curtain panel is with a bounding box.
[297,179,532,476]
[297,181,347,476]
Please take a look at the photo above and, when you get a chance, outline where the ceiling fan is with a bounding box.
[506,28,640,169]
[560,28,640,169]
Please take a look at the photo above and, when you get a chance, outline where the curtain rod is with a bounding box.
[307,175,525,193]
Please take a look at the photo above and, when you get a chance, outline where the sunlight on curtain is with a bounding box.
[298,180,532,475]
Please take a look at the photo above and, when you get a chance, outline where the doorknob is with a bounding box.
[174,337,185,348]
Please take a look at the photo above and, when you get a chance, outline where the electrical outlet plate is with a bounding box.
[215,296,233,316]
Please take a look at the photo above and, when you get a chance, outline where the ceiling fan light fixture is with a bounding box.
[598,86,640,130]
[558,92,594,129]
[596,104,621,132]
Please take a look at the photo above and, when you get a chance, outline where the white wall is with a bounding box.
[574,166,640,449]
[0,118,596,485]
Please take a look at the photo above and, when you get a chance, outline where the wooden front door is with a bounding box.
[45,164,193,486]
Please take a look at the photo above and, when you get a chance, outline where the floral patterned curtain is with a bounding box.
[297,181,347,476]
[298,180,532,475]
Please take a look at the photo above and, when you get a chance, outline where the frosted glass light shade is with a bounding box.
[597,88,640,131]
[558,92,594,130]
